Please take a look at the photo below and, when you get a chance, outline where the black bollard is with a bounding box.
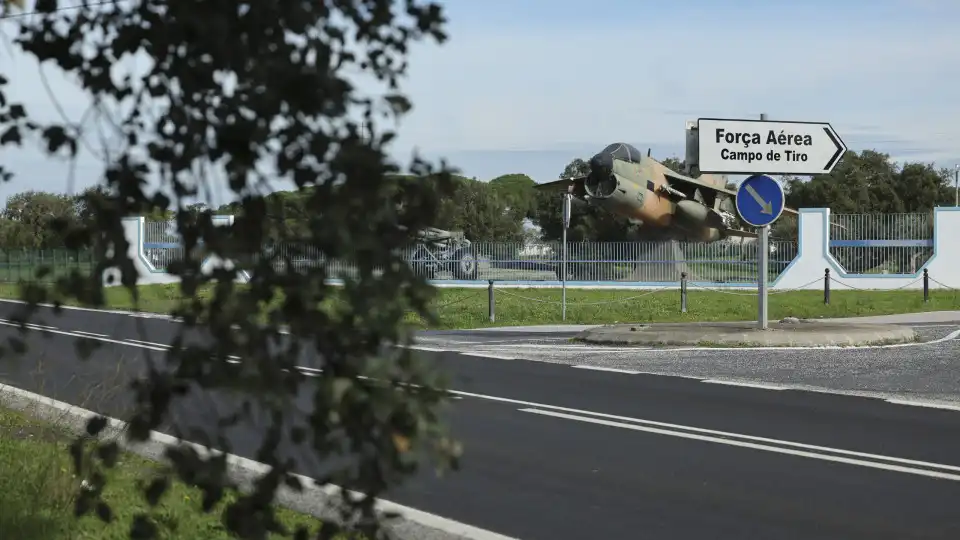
[824,268,831,305]
[680,272,688,313]
[923,269,929,303]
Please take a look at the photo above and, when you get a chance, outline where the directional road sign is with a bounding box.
[735,174,785,228]
[697,118,846,175]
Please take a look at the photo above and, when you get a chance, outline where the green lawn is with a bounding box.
[0,404,349,540]
[0,282,957,329]
[425,286,960,328]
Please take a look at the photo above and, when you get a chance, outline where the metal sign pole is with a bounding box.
[705,111,795,332]
[758,224,769,329]
[561,194,571,321]
[757,113,768,330]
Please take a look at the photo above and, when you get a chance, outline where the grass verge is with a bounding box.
[0,282,958,329]
[0,402,336,539]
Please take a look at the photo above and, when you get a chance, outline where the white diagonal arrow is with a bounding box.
[744,184,773,214]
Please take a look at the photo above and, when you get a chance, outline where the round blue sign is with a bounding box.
[735,174,785,227]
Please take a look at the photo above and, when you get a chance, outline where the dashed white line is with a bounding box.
[701,379,786,391]
[0,318,57,331]
[125,338,171,349]
[73,330,109,338]
[26,324,57,330]
[0,320,168,352]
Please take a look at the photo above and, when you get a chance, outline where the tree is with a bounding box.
[784,150,951,214]
[1,2,458,539]
[1,190,78,249]
[488,173,537,218]
[435,177,524,241]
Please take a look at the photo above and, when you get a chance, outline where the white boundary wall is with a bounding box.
[771,207,960,290]
[106,209,960,290]
[103,216,240,287]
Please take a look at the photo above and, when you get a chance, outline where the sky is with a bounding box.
[2,0,960,206]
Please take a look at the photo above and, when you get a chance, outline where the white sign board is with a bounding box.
[561,194,572,228]
[697,118,846,175]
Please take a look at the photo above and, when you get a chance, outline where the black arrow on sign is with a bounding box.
[822,127,845,172]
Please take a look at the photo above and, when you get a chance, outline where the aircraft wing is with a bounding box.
[662,169,739,197]
[535,176,588,200]
[661,170,802,216]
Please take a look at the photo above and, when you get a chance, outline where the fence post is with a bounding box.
[923,268,929,303]
[823,268,830,305]
[680,272,688,313]
[488,280,495,323]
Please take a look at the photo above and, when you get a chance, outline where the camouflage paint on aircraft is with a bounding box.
[536,143,800,243]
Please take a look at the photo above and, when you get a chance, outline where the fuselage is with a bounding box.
[581,143,730,241]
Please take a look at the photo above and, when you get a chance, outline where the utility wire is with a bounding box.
[1,0,116,20]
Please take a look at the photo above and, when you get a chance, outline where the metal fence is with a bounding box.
[0,250,95,283]
[0,212,938,284]
[143,217,797,283]
[828,213,933,274]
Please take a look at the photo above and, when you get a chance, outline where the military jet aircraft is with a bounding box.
[535,142,799,243]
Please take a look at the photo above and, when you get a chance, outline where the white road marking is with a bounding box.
[0,320,169,352]
[471,343,650,351]
[416,339,555,345]
[407,346,447,352]
[26,323,57,330]
[459,352,517,360]
[884,399,960,412]
[701,379,786,391]
[571,365,641,375]
[443,389,960,477]
[288,366,463,399]
[73,330,109,338]
[125,338,171,349]
[519,408,960,482]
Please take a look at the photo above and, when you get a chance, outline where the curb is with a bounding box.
[573,321,919,349]
[0,382,516,540]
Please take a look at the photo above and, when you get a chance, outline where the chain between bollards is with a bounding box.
[680,272,688,313]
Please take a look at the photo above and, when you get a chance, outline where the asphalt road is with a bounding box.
[2,302,960,539]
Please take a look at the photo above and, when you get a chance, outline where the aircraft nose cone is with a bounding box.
[589,152,613,176]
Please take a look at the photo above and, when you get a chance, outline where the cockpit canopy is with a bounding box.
[598,143,644,164]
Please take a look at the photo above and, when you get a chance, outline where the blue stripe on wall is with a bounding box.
[144,243,186,249]
[828,239,933,248]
